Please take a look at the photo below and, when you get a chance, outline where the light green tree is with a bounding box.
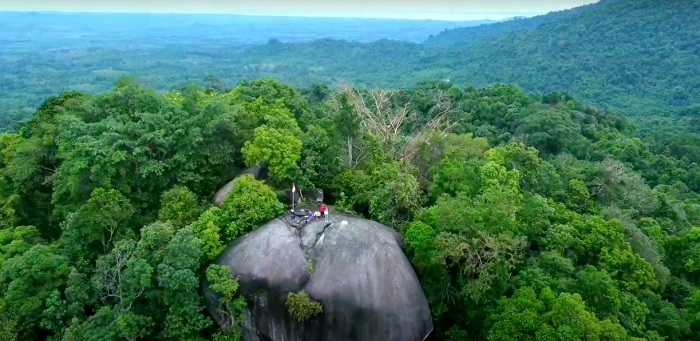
[158,186,203,230]
[242,126,302,183]
[219,175,285,242]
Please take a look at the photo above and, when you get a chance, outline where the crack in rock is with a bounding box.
[204,212,434,341]
[281,210,332,278]
[312,222,331,248]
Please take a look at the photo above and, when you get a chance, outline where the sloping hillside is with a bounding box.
[423,1,599,47]
[429,0,699,114]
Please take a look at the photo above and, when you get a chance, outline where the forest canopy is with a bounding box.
[1,77,700,340]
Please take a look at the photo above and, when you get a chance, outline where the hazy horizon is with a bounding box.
[0,0,599,21]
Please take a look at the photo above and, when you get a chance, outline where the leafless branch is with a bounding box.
[335,83,462,169]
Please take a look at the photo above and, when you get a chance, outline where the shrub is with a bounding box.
[285,291,323,322]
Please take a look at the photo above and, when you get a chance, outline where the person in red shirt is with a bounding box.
[320,203,329,222]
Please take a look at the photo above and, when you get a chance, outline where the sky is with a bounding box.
[0,0,600,21]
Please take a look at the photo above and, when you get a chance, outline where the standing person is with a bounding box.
[320,203,329,222]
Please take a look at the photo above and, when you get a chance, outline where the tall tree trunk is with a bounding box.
[348,136,353,168]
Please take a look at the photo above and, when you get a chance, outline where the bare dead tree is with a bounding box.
[102,224,118,254]
[400,91,462,164]
[94,243,146,312]
[338,83,461,165]
[338,83,412,150]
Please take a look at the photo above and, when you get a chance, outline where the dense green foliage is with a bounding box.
[434,0,699,114]
[2,77,700,339]
[423,2,596,47]
[206,264,247,340]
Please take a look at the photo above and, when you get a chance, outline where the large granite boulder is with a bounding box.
[203,209,433,341]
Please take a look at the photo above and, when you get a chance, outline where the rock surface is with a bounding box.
[213,164,269,206]
[203,209,433,341]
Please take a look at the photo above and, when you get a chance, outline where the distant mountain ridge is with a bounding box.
[429,0,699,114]
[0,11,497,45]
[423,1,602,46]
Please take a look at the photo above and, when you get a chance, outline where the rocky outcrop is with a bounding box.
[213,165,322,207]
[203,209,433,341]
[213,164,269,206]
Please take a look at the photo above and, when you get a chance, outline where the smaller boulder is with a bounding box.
[213,164,269,206]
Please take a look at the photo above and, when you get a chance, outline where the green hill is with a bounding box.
[428,0,699,114]
[423,2,598,47]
